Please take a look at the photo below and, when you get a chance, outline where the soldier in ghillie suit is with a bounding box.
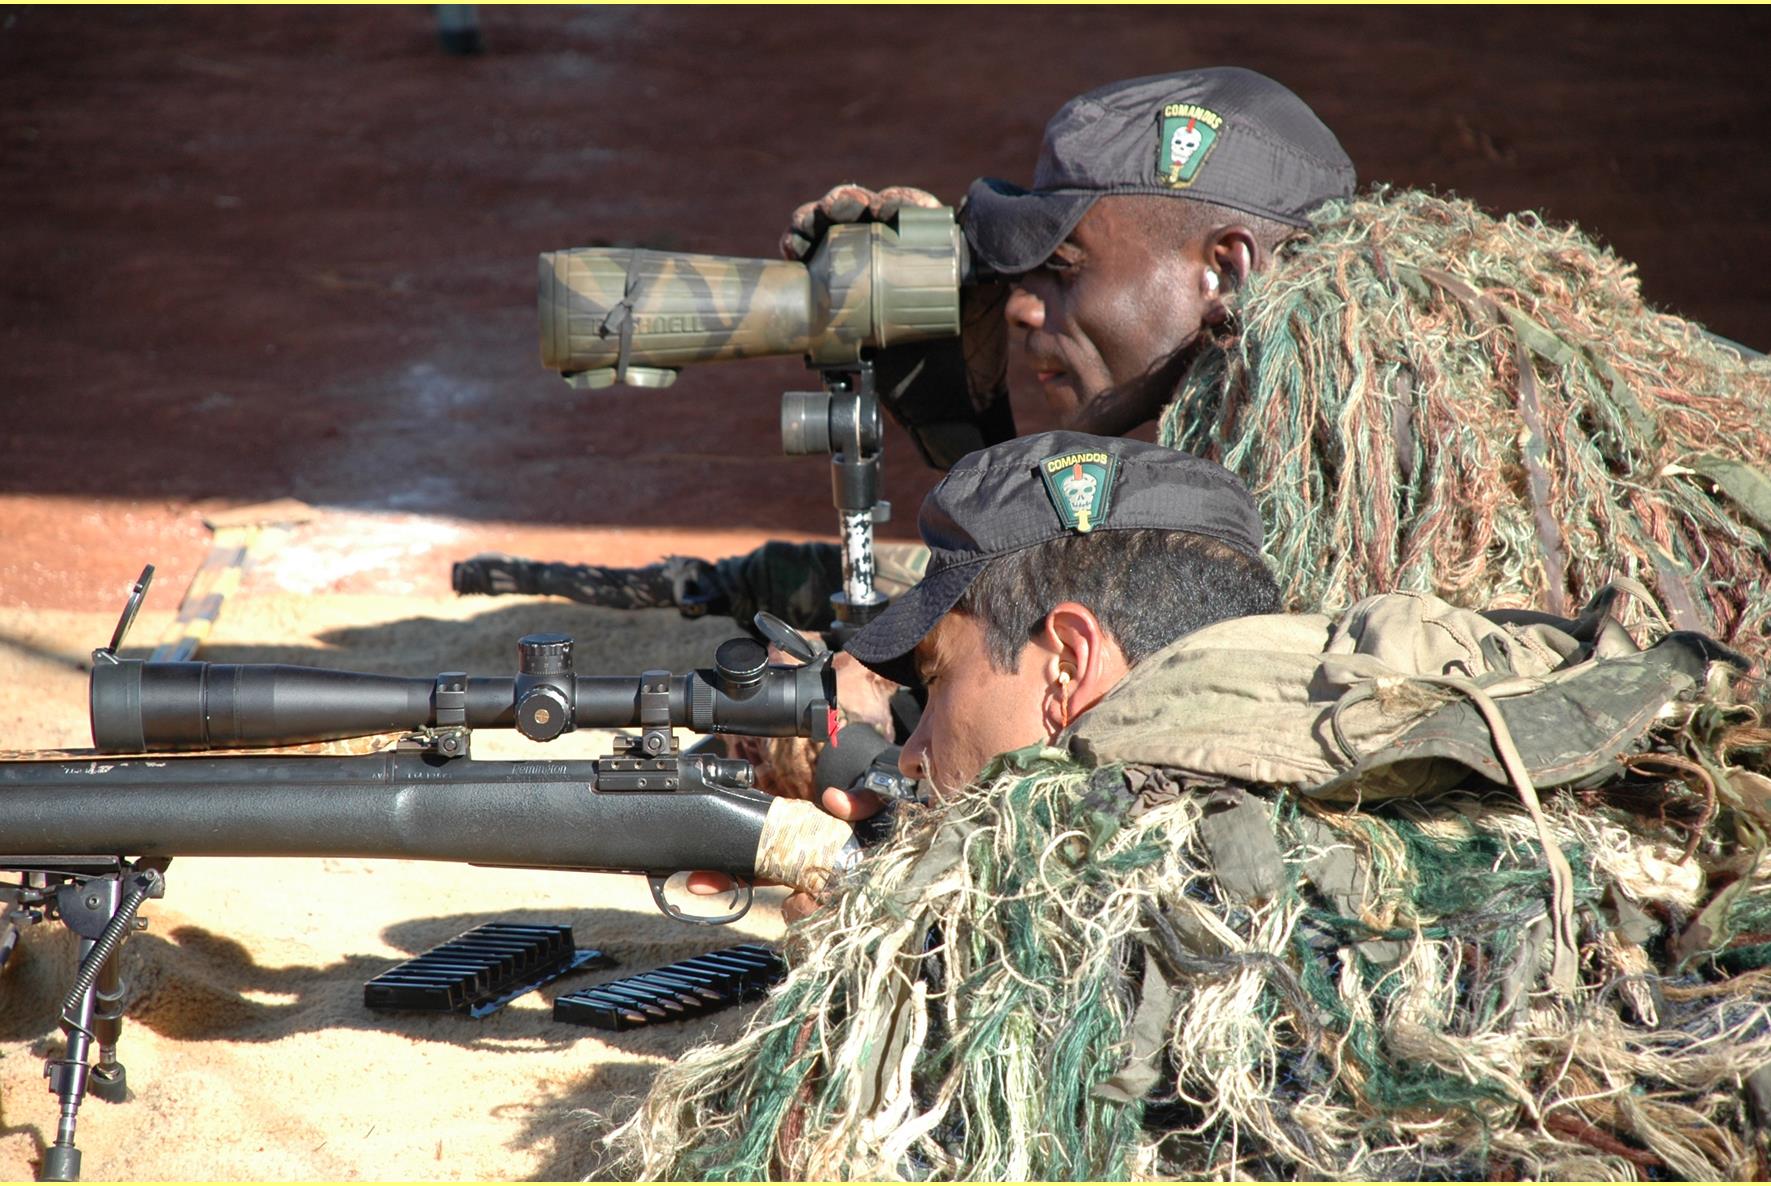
[1148,187,1771,654]
[460,69,1771,676]
[610,433,1771,1180]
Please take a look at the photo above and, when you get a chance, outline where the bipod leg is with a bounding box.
[39,861,164,1183]
[87,942,128,1104]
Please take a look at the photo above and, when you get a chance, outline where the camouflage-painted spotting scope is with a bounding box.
[538,206,967,389]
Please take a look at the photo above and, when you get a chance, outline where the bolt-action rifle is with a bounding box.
[0,567,856,1181]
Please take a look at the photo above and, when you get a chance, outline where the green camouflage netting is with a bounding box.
[1159,188,1771,674]
[615,750,1771,1179]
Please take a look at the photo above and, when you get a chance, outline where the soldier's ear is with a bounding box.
[1200,226,1260,329]
[1206,226,1260,292]
[1038,603,1112,688]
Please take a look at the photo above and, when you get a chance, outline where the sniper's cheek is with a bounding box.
[905,693,1024,799]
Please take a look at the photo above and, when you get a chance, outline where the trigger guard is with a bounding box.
[647,873,754,925]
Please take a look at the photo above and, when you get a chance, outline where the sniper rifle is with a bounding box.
[0,567,856,1181]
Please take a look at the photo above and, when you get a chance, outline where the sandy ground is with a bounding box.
[2,5,1767,1181]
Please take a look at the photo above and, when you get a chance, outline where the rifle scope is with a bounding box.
[539,206,967,389]
[90,631,835,753]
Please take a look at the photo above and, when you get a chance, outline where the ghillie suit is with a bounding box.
[1159,188,1771,674]
[613,591,1771,1180]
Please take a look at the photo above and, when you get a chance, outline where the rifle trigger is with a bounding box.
[646,873,753,926]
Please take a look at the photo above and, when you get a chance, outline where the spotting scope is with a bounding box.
[538,206,968,389]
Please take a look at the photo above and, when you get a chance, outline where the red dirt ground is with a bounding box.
[2,5,1768,615]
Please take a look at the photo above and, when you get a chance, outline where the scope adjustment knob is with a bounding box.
[516,684,571,742]
[517,633,574,676]
[714,637,768,699]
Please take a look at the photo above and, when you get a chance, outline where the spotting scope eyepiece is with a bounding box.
[539,206,967,389]
[89,627,836,753]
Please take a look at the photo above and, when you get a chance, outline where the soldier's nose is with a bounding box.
[1005,284,1045,331]
[897,734,929,782]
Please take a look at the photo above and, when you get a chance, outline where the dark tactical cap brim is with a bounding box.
[840,560,987,689]
[963,178,1099,278]
[964,67,1355,276]
[845,431,1264,686]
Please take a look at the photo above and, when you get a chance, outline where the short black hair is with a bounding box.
[952,528,1281,672]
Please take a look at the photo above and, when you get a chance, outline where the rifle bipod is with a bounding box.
[5,857,166,1182]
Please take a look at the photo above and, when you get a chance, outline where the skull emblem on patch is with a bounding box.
[1168,122,1204,170]
[1061,467,1099,516]
[1157,103,1222,187]
[1039,448,1118,533]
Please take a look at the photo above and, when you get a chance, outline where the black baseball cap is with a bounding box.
[964,68,1355,276]
[844,431,1264,686]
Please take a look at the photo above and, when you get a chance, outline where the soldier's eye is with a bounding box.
[1042,246,1083,276]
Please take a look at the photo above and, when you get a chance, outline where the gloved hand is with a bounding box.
[780,183,1013,470]
[779,182,947,262]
